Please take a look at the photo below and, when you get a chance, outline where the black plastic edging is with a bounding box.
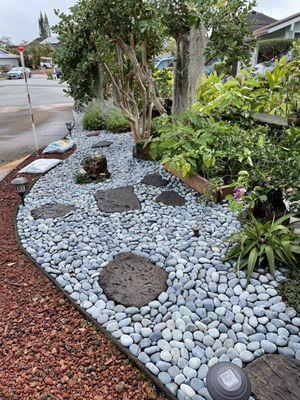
[13,187,177,400]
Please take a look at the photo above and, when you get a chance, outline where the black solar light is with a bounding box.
[11,177,28,206]
[206,362,251,400]
[193,225,200,237]
[65,120,75,137]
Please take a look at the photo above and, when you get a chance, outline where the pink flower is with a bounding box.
[233,187,246,202]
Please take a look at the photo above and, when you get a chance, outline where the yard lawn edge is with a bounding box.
[12,146,177,400]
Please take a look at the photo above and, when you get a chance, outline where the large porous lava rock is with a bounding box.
[82,153,110,180]
[132,141,152,161]
[99,252,168,307]
[31,203,74,220]
[94,186,140,213]
[141,173,169,188]
[155,190,186,206]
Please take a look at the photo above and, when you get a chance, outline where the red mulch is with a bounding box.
[0,148,165,400]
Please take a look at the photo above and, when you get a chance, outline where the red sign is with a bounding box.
[17,45,24,52]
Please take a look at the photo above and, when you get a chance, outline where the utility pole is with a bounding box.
[17,45,39,151]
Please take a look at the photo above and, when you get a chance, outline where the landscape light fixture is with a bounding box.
[193,225,200,237]
[206,362,251,400]
[65,121,75,137]
[11,177,28,206]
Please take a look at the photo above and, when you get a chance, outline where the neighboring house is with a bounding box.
[39,36,60,50]
[247,10,277,32]
[252,12,300,65]
[253,12,300,40]
[0,49,19,69]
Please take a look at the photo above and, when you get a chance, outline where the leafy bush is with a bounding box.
[153,67,173,100]
[104,105,128,132]
[82,102,128,132]
[195,51,300,118]
[279,269,300,314]
[225,214,300,280]
[151,112,269,181]
[258,38,294,62]
[82,103,105,131]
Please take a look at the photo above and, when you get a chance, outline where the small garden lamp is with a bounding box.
[206,362,251,400]
[65,121,75,137]
[11,177,28,206]
[193,225,200,237]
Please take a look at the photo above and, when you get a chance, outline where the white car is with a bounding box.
[7,66,32,79]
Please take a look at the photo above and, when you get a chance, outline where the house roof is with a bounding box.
[0,49,19,59]
[40,36,59,45]
[254,12,300,37]
[247,11,277,32]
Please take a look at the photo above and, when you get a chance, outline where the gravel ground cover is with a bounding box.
[0,149,165,400]
[16,121,300,400]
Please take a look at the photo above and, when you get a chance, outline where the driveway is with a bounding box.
[0,74,74,167]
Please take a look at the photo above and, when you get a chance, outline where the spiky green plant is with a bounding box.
[225,214,300,281]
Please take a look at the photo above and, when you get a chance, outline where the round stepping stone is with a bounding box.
[31,203,74,220]
[94,186,140,213]
[155,190,186,206]
[92,141,113,149]
[99,252,168,307]
[141,173,169,187]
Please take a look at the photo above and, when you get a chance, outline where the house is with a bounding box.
[251,12,300,65]
[0,49,19,70]
[247,10,277,32]
[39,36,60,50]
[253,12,300,40]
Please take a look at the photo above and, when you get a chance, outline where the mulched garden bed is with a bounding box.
[0,148,165,400]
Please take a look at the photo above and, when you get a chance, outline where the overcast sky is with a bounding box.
[0,0,300,44]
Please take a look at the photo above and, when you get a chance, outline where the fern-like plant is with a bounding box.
[225,214,300,281]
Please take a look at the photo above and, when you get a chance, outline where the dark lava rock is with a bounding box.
[141,173,169,188]
[94,186,140,213]
[99,252,168,307]
[155,190,186,206]
[31,203,74,220]
[91,141,113,149]
[82,153,110,180]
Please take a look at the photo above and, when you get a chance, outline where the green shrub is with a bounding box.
[82,102,128,132]
[82,104,105,131]
[225,214,300,281]
[104,105,128,132]
[279,269,300,314]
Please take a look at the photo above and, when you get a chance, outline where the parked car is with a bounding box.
[155,55,218,75]
[7,66,32,79]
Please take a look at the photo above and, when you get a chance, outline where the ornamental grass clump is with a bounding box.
[225,214,300,281]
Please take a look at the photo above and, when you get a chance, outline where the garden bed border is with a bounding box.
[163,164,234,202]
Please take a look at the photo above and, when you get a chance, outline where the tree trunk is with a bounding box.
[172,34,189,114]
[188,24,207,104]
[96,63,104,102]
[172,25,207,114]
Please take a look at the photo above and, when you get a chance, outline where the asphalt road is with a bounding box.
[0,75,74,166]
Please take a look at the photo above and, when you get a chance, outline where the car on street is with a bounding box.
[7,66,32,79]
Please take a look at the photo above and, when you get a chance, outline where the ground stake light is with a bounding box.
[65,121,75,137]
[11,177,28,206]
[193,225,200,237]
[206,362,251,400]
